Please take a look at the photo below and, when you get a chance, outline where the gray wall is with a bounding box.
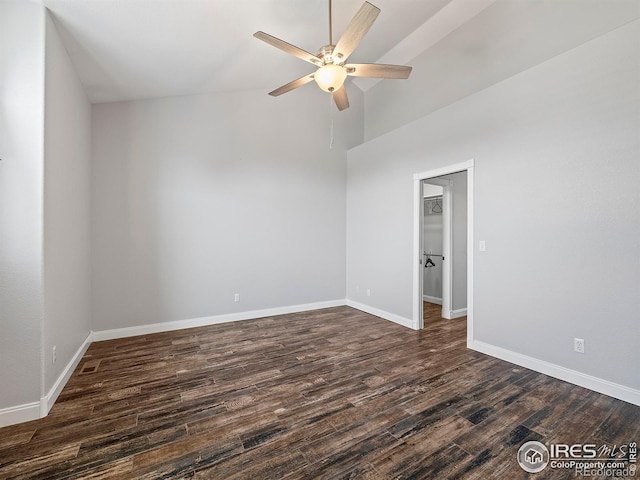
[364,0,640,141]
[347,21,639,389]
[0,1,45,413]
[43,14,92,394]
[91,88,363,330]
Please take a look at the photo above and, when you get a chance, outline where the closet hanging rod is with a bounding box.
[423,252,444,257]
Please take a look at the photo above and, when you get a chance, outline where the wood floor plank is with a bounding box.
[65,457,135,480]
[132,431,244,476]
[0,304,637,479]
[0,427,35,450]
[299,409,405,465]
[0,443,81,480]
[592,400,640,443]
[293,432,401,480]
[373,442,472,480]
[194,433,309,479]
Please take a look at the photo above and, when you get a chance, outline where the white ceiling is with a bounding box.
[41,0,489,103]
[40,0,640,105]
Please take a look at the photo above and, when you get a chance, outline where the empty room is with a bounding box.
[0,0,638,478]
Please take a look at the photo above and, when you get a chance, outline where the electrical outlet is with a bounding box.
[234,293,240,302]
[479,240,486,252]
[574,338,585,354]
[52,346,57,364]
[366,288,371,297]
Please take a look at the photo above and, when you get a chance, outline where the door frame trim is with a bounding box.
[412,159,474,346]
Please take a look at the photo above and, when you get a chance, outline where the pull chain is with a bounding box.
[329,93,334,149]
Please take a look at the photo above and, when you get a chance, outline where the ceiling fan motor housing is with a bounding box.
[316,45,343,65]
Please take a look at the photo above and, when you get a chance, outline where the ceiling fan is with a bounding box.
[254,0,412,111]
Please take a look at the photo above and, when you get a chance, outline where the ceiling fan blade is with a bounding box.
[254,31,322,66]
[332,85,350,111]
[268,73,315,97]
[333,2,380,62]
[345,63,412,79]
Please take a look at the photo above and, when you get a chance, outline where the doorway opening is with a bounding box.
[412,160,474,346]
[421,179,450,321]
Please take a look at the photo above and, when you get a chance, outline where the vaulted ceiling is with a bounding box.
[41,0,639,105]
[41,0,492,103]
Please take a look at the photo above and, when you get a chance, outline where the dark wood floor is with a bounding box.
[423,301,443,324]
[0,306,637,479]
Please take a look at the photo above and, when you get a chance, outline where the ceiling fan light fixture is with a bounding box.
[255,1,411,111]
[314,64,347,92]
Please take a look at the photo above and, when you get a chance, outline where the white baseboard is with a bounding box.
[450,308,467,319]
[423,295,443,305]
[0,332,93,428]
[469,340,640,407]
[40,331,93,417]
[346,299,415,330]
[93,299,346,341]
[0,401,41,428]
